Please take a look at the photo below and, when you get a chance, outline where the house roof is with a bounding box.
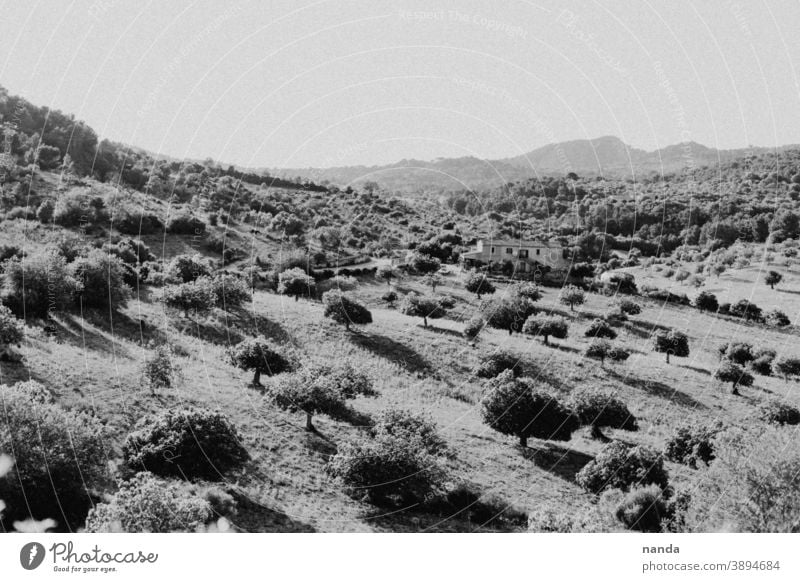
[478,238,563,249]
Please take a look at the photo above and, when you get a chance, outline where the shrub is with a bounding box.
[226,336,292,385]
[426,482,527,528]
[729,299,763,322]
[36,198,55,222]
[718,342,754,366]
[166,253,212,283]
[141,344,182,393]
[576,441,668,494]
[322,290,372,331]
[53,189,106,228]
[569,388,638,440]
[616,299,641,315]
[399,293,445,327]
[69,249,131,309]
[585,318,617,339]
[749,355,773,376]
[123,408,249,480]
[375,264,397,287]
[614,485,668,532]
[208,274,251,310]
[112,205,163,235]
[714,361,753,394]
[269,361,376,431]
[463,315,484,341]
[0,304,23,360]
[559,285,585,311]
[758,400,800,426]
[775,357,800,380]
[277,267,316,300]
[766,309,791,327]
[0,382,106,530]
[84,472,212,532]
[473,349,521,378]
[481,294,538,335]
[480,370,579,447]
[166,212,206,235]
[694,290,718,312]
[408,252,441,274]
[652,329,689,363]
[381,290,398,305]
[161,279,216,317]
[371,407,447,456]
[664,425,718,468]
[1,250,81,316]
[464,271,495,298]
[327,435,447,505]
[522,313,568,345]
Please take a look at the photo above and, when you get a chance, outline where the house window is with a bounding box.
[490,246,495,254]
[505,248,513,255]
[536,248,540,255]
[519,249,529,258]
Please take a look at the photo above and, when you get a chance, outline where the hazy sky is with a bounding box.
[1,0,798,168]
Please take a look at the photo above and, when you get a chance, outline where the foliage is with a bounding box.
[141,344,182,393]
[408,252,441,274]
[208,274,251,309]
[473,349,521,378]
[0,304,23,346]
[1,249,81,316]
[277,267,317,300]
[84,472,213,532]
[718,342,754,366]
[160,279,216,316]
[652,329,689,362]
[463,315,484,341]
[166,212,206,235]
[614,485,668,533]
[714,361,754,393]
[375,264,397,286]
[758,400,800,426]
[729,299,763,322]
[226,336,292,385]
[399,293,445,327]
[765,309,791,327]
[522,313,568,344]
[371,407,447,456]
[765,270,783,289]
[480,370,579,447]
[481,294,538,335]
[568,388,638,437]
[322,290,373,330]
[585,318,617,339]
[123,408,249,480]
[69,249,131,309]
[616,299,641,315]
[166,253,212,284]
[775,356,800,379]
[664,425,719,468]
[464,271,496,298]
[576,441,668,494]
[558,284,585,310]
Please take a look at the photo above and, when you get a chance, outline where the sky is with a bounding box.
[0,0,798,169]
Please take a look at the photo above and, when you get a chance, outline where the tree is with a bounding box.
[774,357,800,381]
[0,305,23,361]
[694,291,718,312]
[718,342,754,366]
[617,299,641,316]
[208,274,251,310]
[1,249,81,317]
[482,295,538,335]
[409,252,440,274]
[400,293,445,327]
[161,279,216,317]
[569,389,638,440]
[422,272,443,292]
[473,349,521,378]
[277,267,316,301]
[464,271,495,299]
[479,370,579,447]
[226,336,292,385]
[559,285,585,311]
[585,318,617,339]
[585,339,629,365]
[522,314,568,345]
[166,253,211,283]
[575,441,668,494]
[714,361,754,394]
[652,329,689,364]
[766,309,791,327]
[141,344,182,394]
[69,249,131,309]
[375,264,397,287]
[322,290,373,331]
[765,270,783,290]
[269,361,377,431]
[730,299,763,322]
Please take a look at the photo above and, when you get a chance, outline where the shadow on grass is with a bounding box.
[47,312,139,358]
[227,490,317,533]
[521,442,595,482]
[777,288,800,295]
[424,324,465,339]
[679,364,711,376]
[606,369,707,410]
[623,318,672,340]
[348,331,431,374]
[548,342,580,354]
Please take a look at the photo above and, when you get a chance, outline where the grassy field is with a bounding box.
[4,254,800,532]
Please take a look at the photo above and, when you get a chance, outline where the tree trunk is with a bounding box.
[519,434,528,448]
[590,424,610,441]
[294,295,299,302]
[423,317,428,327]
[543,335,549,345]
[666,352,670,364]
[253,369,261,386]
[508,328,513,336]
[570,304,574,312]
[305,412,315,432]
[731,381,739,395]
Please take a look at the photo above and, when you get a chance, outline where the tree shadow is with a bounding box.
[521,442,595,482]
[227,309,294,345]
[623,318,672,339]
[549,342,580,354]
[606,369,707,410]
[45,312,136,358]
[679,364,711,376]
[227,490,316,533]
[348,331,431,373]
[777,288,800,295]
[425,324,465,339]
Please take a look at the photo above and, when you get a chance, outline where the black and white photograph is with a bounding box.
[1,1,799,579]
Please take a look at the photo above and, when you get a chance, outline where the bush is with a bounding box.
[664,425,718,468]
[729,299,763,322]
[269,361,376,431]
[426,482,527,528]
[614,485,668,532]
[371,407,447,456]
[585,318,617,339]
[1,249,81,316]
[616,299,641,315]
[322,290,372,331]
[652,329,690,363]
[141,344,182,393]
[482,294,538,335]
[166,212,206,235]
[408,252,441,274]
[161,279,216,317]
[0,304,24,357]
[277,267,317,300]
[123,408,249,480]
[84,472,212,532]
[208,274,251,310]
[36,198,55,222]
[775,357,800,380]
[480,370,579,447]
[718,342,754,366]
[463,315,484,341]
[69,249,131,309]
[112,205,163,235]
[399,293,445,327]
[522,313,568,345]
[166,253,212,283]
[576,441,668,494]
[473,349,521,378]
[226,336,292,385]
[693,291,718,312]
[714,361,754,394]
[559,285,585,311]
[53,189,106,228]
[766,309,791,327]
[464,271,495,298]
[327,434,447,505]
[381,290,398,304]
[0,382,106,530]
[375,264,397,286]
[569,388,638,439]
[758,400,800,426]
[749,355,773,376]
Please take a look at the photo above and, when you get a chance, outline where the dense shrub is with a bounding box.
[718,342,754,366]
[36,198,55,222]
[123,408,249,480]
[729,299,763,322]
[375,264,397,286]
[473,349,521,378]
[141,344,182,393]
[69,249,131,309]
[1,249,81,316]
[775,357,800,380]
[584,339,630,364]
[664,425,718,468]
[408,252,441,274]
[112,205,163,235]
[464,271,495,298]
[766,309,791,327]
[616,299,641,315]
[381,290,398,305]
[585,318,617,339]
[208,274,251,310]
[0,304,24,358]
[226,336,292,385]
[166,212,206,235]
[614,485,668,533]
[160,279,216,317]
[84,472,213,533]
[522,313,568,345]
[277,267,317,300]
[371,407,447,456]
[269,361,376,431]
[0,382,107,530]
[481,294,538,335]
[53,189,106,228]
[322,290,372,330]
[463,315,484,341]
[576,441,668,494]
[652,329,689,363]
[758,400,800,426]
[569,388,638,439]
[166,253,212,283]
[480,370,579,447]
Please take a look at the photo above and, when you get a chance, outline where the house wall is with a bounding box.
[466,241,570,270]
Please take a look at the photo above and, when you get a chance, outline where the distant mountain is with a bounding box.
[272,136,776,193]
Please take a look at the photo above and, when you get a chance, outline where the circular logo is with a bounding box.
[20,542,46,570]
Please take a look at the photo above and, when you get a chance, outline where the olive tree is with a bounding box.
[765,270,783,290]
[652,329,689,364]
[569,388,638,440]
[522,314,568,345]
[278,267,316,301]
[322,290,373,331]
[400,293,445,327]
[464,271,495,299]
[559,285,585,311]
[715,361,753,395]
[226,336,292,386]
